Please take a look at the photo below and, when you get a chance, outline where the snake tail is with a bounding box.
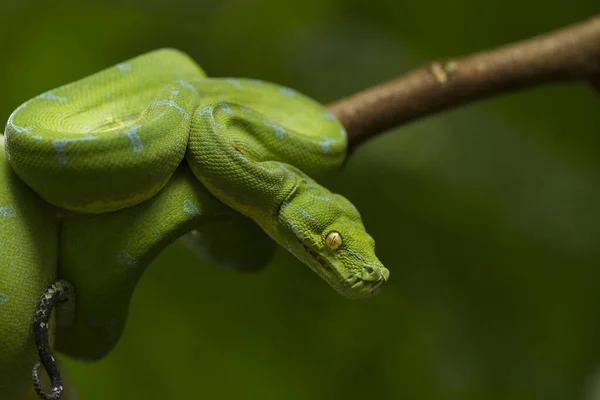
[32,280,75,400]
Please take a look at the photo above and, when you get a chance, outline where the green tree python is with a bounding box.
[0,49,389,399]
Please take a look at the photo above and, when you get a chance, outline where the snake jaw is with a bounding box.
[297,237,386,298]
[298,239,336,278]
[348,274,386,296]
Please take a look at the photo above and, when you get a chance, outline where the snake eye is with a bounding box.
[325,231,343,251]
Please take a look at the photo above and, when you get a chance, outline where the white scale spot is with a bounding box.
[235,151,249,163]
[274,124,285,139]
[309,194,335,204]
[39,91,68,102]
[227,78,242,88]
[116,250,139,265]
[218,103,234,116]
[177,80,199,95]
[0,205,16,218]
[124,124,143,153]
[320,136,335,153]
[265,117,284,139]
[322,111,336,120]
[116,63,131,72]
[198,106,221,128]
[183,200,201,216]
[52,135,97,166]
[150,111,166,123]
[280,87,297,96]
[151,100,189,119]
[239,106,253,114]
[279,164,292,176]
[8,124,34,133]
[0,292,10,306]
[31,135,43,140]
[7,103,34,133]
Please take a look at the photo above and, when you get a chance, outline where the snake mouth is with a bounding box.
[298,240,387,297]
[300,240,335,275]
[298,239,387,297]
[348,275,386,295]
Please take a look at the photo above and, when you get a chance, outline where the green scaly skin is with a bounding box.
[0,49,389,399]
[0,134,59,400]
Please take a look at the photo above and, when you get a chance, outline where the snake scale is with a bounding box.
[0,49,388,399]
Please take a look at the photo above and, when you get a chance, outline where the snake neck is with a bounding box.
[186,103,300,221]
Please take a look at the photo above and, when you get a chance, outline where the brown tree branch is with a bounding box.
[328,15,600,152]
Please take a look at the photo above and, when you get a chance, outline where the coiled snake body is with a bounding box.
[0,49,388,399]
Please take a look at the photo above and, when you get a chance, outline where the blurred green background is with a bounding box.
[2,1,600,399]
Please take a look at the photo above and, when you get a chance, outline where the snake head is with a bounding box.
[277,177,389,299]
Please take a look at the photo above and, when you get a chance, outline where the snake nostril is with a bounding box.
[364,265,375,274]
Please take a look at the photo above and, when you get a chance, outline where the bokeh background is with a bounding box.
[2,1,600,399]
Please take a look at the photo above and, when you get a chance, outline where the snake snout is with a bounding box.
[345,265,389,297]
